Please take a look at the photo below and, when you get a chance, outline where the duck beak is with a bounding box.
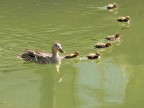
[59,48,66,53]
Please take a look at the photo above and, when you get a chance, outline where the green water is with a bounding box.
[0,0,144,108]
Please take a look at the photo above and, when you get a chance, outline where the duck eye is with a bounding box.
[55,44,59,47]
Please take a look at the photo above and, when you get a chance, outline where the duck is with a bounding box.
[105,33,122,41]
[20,43,65,64]
[87,52,101,60]
[117,16,130,24]
[107,3,118,9]
[63,51,80,59]
[95,42,112,48]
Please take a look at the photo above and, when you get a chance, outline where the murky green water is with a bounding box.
[0,0,144,108]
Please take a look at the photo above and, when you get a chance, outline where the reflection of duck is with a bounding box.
[20,43,65,64]
[105,33,122,41]
[117,16,130,24]
[95,42,112,48]
[107,3,117,9]
[87,52,101,60]
[63,51,80,59]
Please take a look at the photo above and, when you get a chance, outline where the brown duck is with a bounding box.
[105,33,122,41]
[63,51,80,59]
[117,16,130,24]
[87,52,101,60]
[95,42,112,48]
[20,43,65,64]
[107,3,118,9]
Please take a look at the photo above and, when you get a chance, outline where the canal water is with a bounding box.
[0,0,144,108]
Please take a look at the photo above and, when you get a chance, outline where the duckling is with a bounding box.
[105,33,122,41]
[117,16,130,24]
[20,43,65,64]
[95,42,112,48]
[63,51,80,59]
[107,3,118,9]
[87,52,101,60]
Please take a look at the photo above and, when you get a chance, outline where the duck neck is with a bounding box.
[52,50,59,57]
[51,49,61,64]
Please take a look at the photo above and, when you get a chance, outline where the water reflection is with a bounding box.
[96,47,113,53]
[124,65,144,108]
[34,65,61,108]
[34,62,79,108]
[75,59,130,107]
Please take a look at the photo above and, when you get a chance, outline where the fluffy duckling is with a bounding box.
[107,3,118,9]
[63,51,80,59]
[105,33,122,41]
[87,52,101,60]
[95,42,112,48]
[117,16,130,24]
[20,43,65,64]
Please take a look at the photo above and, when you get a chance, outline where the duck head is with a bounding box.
[52,43,65,54]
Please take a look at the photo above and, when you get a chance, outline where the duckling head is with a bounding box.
[96,52,100,56]
[115,33,121,38]
[74,51,80,56]
[106,42,112,47]
[126,16,130,20]
[113,3,117,8]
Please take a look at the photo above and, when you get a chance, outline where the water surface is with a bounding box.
[0,0,144,108]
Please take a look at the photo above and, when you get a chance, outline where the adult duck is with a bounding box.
[87,52,101,60]
[117,16,130,24]
[63,51,80,59]
[20,43,65,64]
[107,3,118,9]
[105,33,122,41]
[95,42,112,48]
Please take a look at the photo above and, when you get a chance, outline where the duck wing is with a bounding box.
[21,49,52,63]
[117,17,126,22]
[21,50,36,60]
[87,53,96,59]
[34,52,52,64]
[105,36,115,41]
[95,43,106,48]
[107,4,113,9]
[64,53,76,59]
